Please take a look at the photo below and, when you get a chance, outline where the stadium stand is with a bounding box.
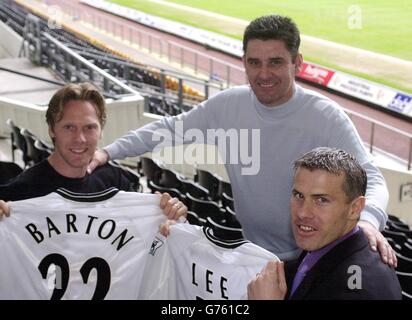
[396,271,412,300]
[382,218,412,298]
[136,156,241,231]
[0,0,220,118]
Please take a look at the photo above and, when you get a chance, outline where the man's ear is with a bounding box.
[349,196,366,221]
[49,127,55,139]
[294,53,303,74]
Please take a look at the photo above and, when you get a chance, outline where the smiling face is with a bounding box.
[48,100,102,178]
[243,39,302,107]
[290,168,363,251]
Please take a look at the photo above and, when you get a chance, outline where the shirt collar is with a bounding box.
[303,225,360,272]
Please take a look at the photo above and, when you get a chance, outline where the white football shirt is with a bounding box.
[139,223,280,300]
[0,188,165,300]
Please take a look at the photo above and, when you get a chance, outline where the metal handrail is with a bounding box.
[344,107,412,170]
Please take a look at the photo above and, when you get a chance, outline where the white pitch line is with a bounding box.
[149,0,412,67]
[149,0,249,25]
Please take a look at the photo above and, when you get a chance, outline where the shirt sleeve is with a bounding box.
[327,107,388,230]
[104,99,214,160]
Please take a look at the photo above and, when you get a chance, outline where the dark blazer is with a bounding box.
[285,231,402,300]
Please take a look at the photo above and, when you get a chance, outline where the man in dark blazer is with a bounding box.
[248,147,402,300]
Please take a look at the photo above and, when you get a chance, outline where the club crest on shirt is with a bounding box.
[149,236,164,256]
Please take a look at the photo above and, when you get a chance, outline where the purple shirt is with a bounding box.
[290,226,360,297]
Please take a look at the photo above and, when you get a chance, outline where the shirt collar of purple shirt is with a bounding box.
[290,226,360,297]
[300,225,360,274]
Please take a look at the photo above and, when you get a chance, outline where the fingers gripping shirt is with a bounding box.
[0,189,165,300]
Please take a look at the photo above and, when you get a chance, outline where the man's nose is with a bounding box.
[258,65,271,79]
[74,130,86,143]
[297,201,314,219]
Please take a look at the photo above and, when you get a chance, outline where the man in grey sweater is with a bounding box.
[88,15,395,264]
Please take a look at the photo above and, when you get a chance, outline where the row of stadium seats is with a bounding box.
[137,157,240,233]
[0,0,203,107]
[147,96,193,117]
[6,119,53,169]
[383,215,412,299]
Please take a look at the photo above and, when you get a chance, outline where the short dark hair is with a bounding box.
[46,82,107,129]
[293,147,367,202]
[243,15,300,61]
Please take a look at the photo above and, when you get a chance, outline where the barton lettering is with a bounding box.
[25,214,134,251]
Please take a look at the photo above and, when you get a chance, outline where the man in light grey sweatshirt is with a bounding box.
[88,15,395,264]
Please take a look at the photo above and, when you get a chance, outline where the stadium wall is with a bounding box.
[380,166,412,225]
[0,18,24,58]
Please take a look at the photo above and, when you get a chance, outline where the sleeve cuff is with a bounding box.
[359,211,381,231]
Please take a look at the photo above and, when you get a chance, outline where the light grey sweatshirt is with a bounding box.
[105,85,388,260]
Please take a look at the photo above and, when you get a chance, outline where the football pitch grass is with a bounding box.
[108,0,412,93]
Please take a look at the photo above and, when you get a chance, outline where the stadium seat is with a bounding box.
[148,180,185,202]
[7,119,29,167]
[396,271,412,300]
[382,230,412,246]
[0,161,23,184]
[110,161,142,192]
[388,214,408,227]
[395,253,412,273]
[158,167,181,189]
[141,157,163,186]
[223,206,242,229]
[388,214,402,223]
[399,242,412,259]
[195,168,221,201]
[21,128,50,166]
[186,211,202,226]
[387,222,412,237]
[176,174,210,200]
[185,193,224,223]
[386,237,402,252]
[387,219,410,231]
[221,192,234,211]
[218,180,232,198]
[34,139,53,159]
[205,217,244,241]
